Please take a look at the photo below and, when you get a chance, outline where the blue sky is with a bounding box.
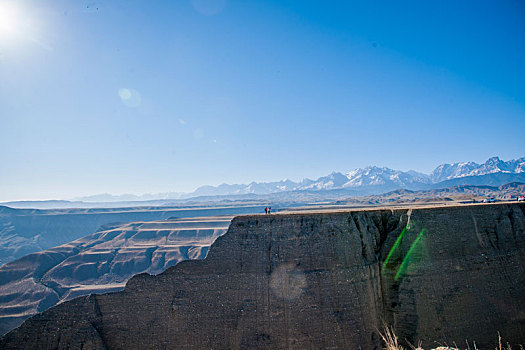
[1,0,524,201]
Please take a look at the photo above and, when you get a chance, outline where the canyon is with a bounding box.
[1,202,524,349]
[0,216,231,336]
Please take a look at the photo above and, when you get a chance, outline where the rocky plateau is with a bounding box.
[2,203,524,349]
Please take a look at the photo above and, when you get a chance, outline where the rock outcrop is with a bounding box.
[1,203,524,349]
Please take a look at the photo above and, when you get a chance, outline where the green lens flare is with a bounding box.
[381,226,407,273]
[394,229,426,281]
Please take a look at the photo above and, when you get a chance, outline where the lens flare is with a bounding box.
[381,225,407,273]
[394,229,425,281]
[118,88,142,107]
[381,217,427,282]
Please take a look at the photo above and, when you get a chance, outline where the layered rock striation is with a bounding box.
[0,205,264,266]
[0,216,231,336]
[1,203,525,349]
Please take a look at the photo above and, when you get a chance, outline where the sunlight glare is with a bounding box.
[0,1,20,40]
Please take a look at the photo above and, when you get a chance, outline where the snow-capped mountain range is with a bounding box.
[188,156,525,197]
[71,156,525,202]
[430,156,525,182]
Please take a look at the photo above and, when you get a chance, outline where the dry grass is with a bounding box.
[379,327,524,350]
[379,325,403,350]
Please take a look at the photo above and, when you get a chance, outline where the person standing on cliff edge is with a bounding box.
[268,207,271,214]
[265,207,268,214]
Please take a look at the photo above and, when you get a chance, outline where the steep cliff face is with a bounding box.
[1,203,524,349]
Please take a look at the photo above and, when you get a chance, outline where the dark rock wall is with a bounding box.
[1,203,524,349]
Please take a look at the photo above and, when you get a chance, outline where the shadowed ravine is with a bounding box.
[1,203,524,349]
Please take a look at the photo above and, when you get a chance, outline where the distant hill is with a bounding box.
[431,172,525,188]
[334,182,525,206]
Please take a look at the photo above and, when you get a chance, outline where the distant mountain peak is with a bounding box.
[430,156,525,183]
[184,156,524,198]
[69,156,525,201]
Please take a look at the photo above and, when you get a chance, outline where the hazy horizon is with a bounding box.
[1,0,524,201]
[1,154,523,202]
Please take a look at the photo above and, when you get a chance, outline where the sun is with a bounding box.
[0,1,21,40]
